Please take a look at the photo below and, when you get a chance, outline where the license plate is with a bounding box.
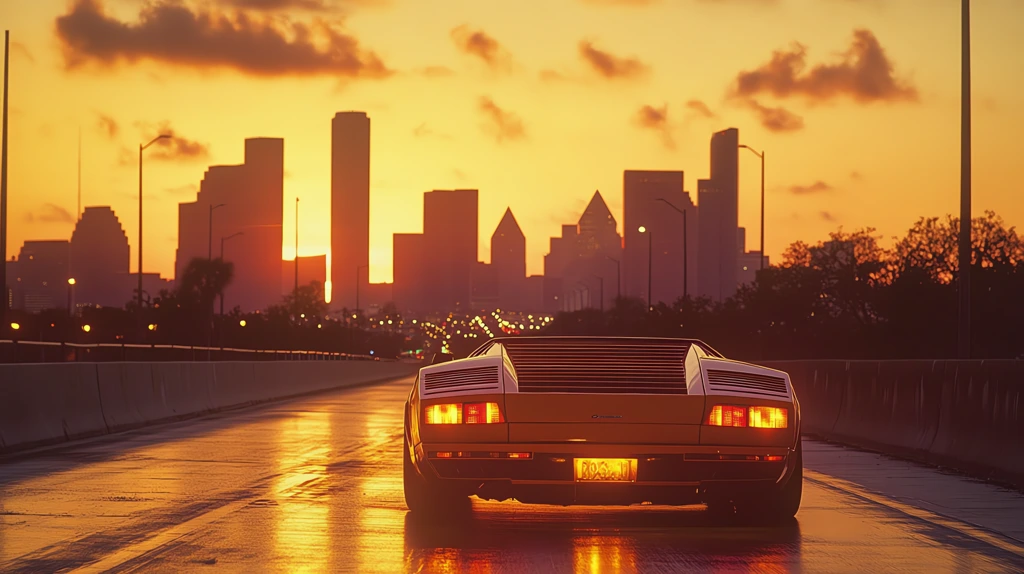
[573,458,637,482]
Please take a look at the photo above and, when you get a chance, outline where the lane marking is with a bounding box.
[804,469,1024,560]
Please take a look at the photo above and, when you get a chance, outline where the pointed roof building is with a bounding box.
[490,207,527,310]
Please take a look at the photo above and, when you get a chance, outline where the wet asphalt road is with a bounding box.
[2,375,1024,573]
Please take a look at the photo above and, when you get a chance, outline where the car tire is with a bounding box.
[403,430,469,518]
[705,440,803,524]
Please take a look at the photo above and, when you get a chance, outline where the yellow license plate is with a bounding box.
[573,458,638,482]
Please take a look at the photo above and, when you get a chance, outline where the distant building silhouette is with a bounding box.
[70,206,130,308]
[331,111,370,311]
[176,138,284,312]
[490,208,526,310]
[471,261,499,310]
[544,191,621,311]
[8,240,69,312]
[623,171,695,306]
[424,189,478,312]
[283,255,327,294]
[698,128,740,302]
[737,227,769,287]
[393,233,425,313]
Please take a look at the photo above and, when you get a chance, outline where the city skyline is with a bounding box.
[2,1,1022,284]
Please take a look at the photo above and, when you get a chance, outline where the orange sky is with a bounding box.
[2,0,1022,284]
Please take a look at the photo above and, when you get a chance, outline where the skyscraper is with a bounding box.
[9,240,69,311]
[175,138,284,312]
[423,189,478,312]
[623,171,695,306]
[393,233,425,313]
[490,208,526,310]
[698,128,740,302]
[70,206,130,308]
[331,111,370,311]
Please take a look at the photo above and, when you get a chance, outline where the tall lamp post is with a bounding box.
[639,226,652,310]
[220,232,244,316]
[738,144,765,270]
[655,198,689,299]
[208,203,225,259]
[958,0,972,359]
[590,275,605,312]
[356,264,369,316]
[605,256,620,300]
[294,197,300,295]
[138,134,171,311]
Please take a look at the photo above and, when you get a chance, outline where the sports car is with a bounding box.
[403,336,802,520]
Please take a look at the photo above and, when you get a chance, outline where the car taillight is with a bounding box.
[707,405,747,427]
[749,406,788,429]
[423,402,504,424]
[424,403,462,425]
[706,405,789,429]
[464,402,504,424]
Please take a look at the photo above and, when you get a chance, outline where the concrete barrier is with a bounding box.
[764,359,1024,488]
[0,363,107,451]
[0,360,419,454]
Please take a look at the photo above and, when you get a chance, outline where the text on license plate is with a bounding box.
[573,458,638,482]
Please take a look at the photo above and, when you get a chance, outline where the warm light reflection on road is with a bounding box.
[573,536,631,574]
[356,408,408,573]
[274,410,332,574]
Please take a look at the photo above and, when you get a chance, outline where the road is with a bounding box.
[2,375,1024,573]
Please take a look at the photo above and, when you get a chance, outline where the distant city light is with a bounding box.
[317,323,322,329]
[239,320,247,327]
[387,320,393,325]
[67,277,76,285]
[300,313,305,319]
[638,226,647,233]
[82,325,92,333]
[370,350,375,355]
[147,324,156,331]
[10,323,20,331]
[412,320,417,324]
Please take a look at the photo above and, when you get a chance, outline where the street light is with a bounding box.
[138,134,172,311]
[634,226,651,311]
[958,0,972,359]
[591,274,605,312]
[208,203,225,259]
[67,277,76,318]
[294,197,300,296]
[655,198,689,299]
[739,144,765,270]
[605,255,620,301]
[219,232,244,316]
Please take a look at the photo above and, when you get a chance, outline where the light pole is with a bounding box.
[1,31,9,329]
[739,144,765,270]
[67,277,76,318]
[294,197,300,295]
[958,0,972,359]
[639,226,652,310]
[220,232,243,316]
[138,134,171,311]
[605,256,620,301]
[356,264,369,315]
[656,198,689,299]
[208,203,225,259]
[591,275,605,312]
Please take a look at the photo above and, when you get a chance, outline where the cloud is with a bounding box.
[789,181,833,195]
[578,41,649,79]
[96,113,119,139]
[634,104,674,149]
[820,211,838,222]
[746,99,804,132]
[418,65,454,78]
[24,203,75,224]
[539,69,567,83]
[581,0,659,5]
[850,170,863,181]
[165,183,198,196]
[478,96,525,143]
[216,0,384,11]
[732,29,918,104]
[121,121,210,163]
[684,99,716,119]
[412,122,452,139]
[10,41,35,63]
[450,25,511,72]
[55,0,391,78]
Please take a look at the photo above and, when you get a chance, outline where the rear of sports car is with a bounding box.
[404,337,802,520]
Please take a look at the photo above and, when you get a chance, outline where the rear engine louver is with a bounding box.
[705,369,788,398]
[503,341,688,394]
[422,366,501,396]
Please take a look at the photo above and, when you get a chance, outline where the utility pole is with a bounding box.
[294,197,299,295]
[958,0,972,359]
[1,31,9,327]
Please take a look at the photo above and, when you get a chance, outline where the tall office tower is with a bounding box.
[392,233,425,313]
[9,240,69,311]
[490,208,526,310]
[623,170,696,306]
[698,128,740,302]
[174,138,283,312]
[70,206,130,308]
[571,191,622,310]
[423,189,478,312]
[331,111,370,311]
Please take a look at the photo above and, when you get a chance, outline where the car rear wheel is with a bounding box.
[706,441,803,523]
[403,431,469,518]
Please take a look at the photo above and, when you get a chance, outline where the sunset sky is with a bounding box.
[2,0,1022,284]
